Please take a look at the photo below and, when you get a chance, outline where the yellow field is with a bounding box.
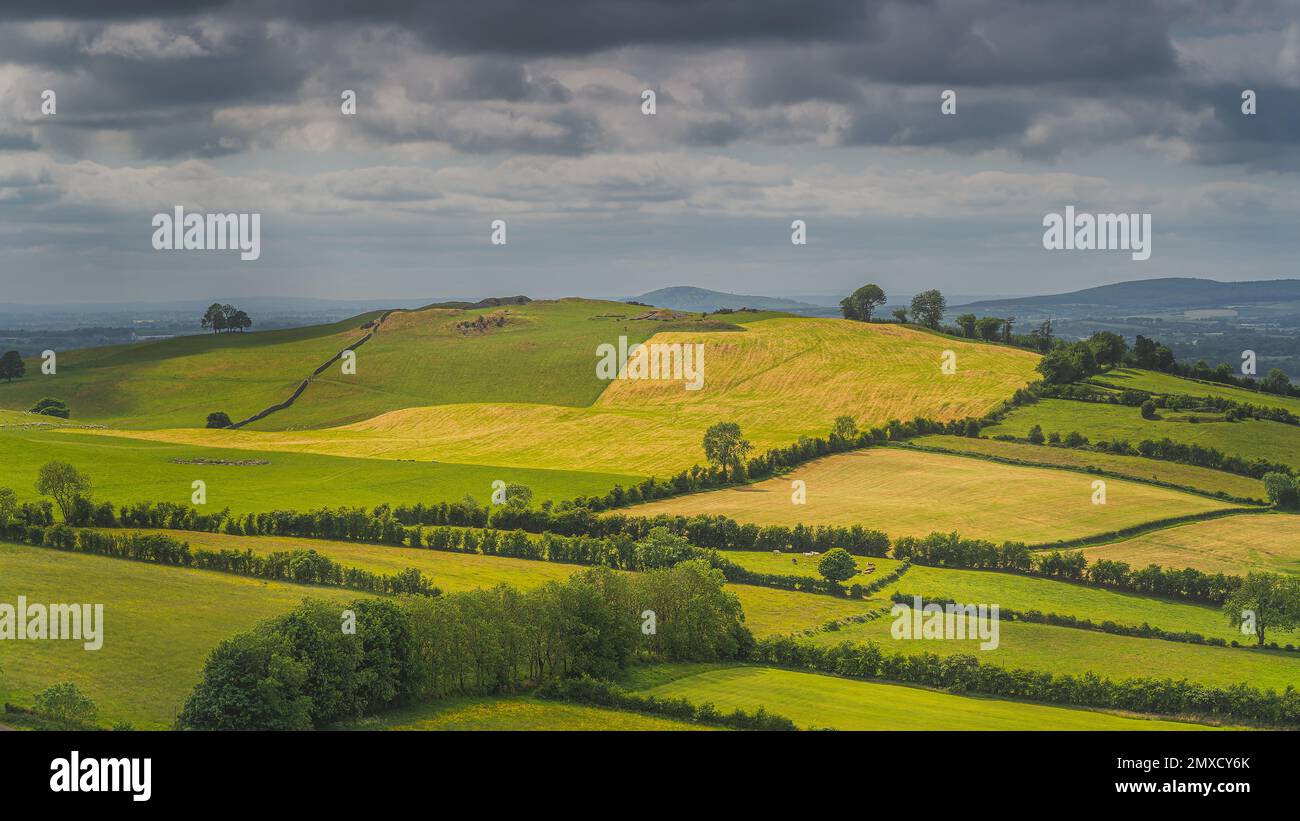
[1076,512,1300,575]
[54,318,1039,477]
[622,448,1242,543]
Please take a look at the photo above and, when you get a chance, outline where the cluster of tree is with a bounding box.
[200,303,252,333]
[837,284,946,327]
[30,397,69,418]
[892,531,1033,570]
[1264,472,1300,508]
[1035,331,1128,385]
[753,637,1300,727]
[0,350,24,382]
[536,676,796,730]
[1035,549,1240,605]
[179,561,752,729]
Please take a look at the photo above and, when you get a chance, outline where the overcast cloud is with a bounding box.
[1,0,1298,303]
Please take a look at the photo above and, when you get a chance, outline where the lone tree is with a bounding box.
[201,303,253,333]
[702,422,752,482]
[1224,572,1300,647]
[0,350,25,383]
[1140,400,1157,420]
[818,548,857,584]
[955,313,977,338]
[831,415,858,442]
[207,411,233,429]
[31,397,69,418]
[35,460,91,521]
[839,284,886,322]
[909,289,946,329]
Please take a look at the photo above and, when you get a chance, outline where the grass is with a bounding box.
[888,564,1300,644]
[910,434,1265,501]
[631,665,1217,730]
[344,693,713,731]
[621,448,1237,543]
[108,529,879,638]
[810,611,1300,692]
[0,541,362,729]
[722,551,905,583]
[51,315,1040,477]
[984,398,1300,469]
[1075,512,1300,576]
[0,313,384,430]
[1094,368,1300,416]
[0,425,637,513]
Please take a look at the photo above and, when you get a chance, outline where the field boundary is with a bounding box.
[229,309,397,429]
[892,439,1266,505]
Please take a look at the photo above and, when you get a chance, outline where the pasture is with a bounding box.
[622,448,1238,543]
[812,610,1300,691]
[0,425,637,513]
[909,435,1265,501]
[631,665,1217,730]
[1075,512,1300,576]
[983,399,1300,469]
[1094,368,1300,416]
[0,541,361,729]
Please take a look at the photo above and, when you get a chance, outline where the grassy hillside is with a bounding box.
[1095,367,1300,415]
[0,541,361,729]
[0,314,383,429]
[909,435,1265,500]
[0,426,636,513]
[1076,513,1300,576]
[812,612,1300,691]
[46,315,1040,477]
[622,448,1238,543]
[631,665,1215,730]
[984,398,1300,468]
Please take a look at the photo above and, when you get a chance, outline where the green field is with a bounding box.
[46,313,1039,477]
[909,435,1265,500]
[723,550,906,583]
[984,398,1300,469]
[1076,512,1300,576]
[632,665,1217,730]
[811,610,1300,691]
[345,694,713,731]
[0,541,361,729]
[111,529,879,638]
[623,448,1238,543]
[0,313,384,430]
[1094,368,1300,416]
[889,563,1300,644]
[0,425,636,512]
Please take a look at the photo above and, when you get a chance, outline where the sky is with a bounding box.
[1,0,1299,304]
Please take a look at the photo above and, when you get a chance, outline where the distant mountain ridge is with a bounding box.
[631,286,836,315]
[958,277,1300,311]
